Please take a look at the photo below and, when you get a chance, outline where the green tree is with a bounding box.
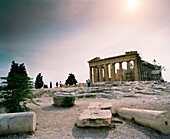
[65,73,78,86]
[0,61,37,113]
[35,73,44,89]
[50,81,52,88]
[44,84,48,88]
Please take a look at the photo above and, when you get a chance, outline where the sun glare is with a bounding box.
[127,0,138,10]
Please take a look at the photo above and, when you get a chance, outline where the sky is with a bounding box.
[0,0,170,86]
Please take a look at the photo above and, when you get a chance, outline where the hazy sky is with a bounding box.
[0,0,170,86]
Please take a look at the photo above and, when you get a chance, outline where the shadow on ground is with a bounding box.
[72,125,109,138]
[41,104,72,111]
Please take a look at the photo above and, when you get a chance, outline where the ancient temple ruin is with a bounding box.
[88,51,162,83]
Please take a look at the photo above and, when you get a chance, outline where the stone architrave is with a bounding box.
[77,109,112,127]
[0,112,36,135]
[118,108,170,134]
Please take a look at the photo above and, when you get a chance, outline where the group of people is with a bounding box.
[56,81,62,87]
[86,79,91,87]
[56,80,91,87]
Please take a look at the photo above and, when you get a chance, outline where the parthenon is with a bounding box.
[88,51,162,83]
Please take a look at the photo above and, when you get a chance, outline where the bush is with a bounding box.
[65,73,78,86]
[44,84,48,88]
[61,96,75,107]
[0,61,38,113]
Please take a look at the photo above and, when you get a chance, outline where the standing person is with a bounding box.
[56,82,58,87]
[59,81,62,87]
[86,80,88,87]
[87,79,91,87]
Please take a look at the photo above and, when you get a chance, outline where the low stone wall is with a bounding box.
[0,112,36,135]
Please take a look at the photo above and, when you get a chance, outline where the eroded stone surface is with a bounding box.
[77,109,112,127]
[88,102,112,110]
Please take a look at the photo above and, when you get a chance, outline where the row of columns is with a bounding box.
[90,59,140,83]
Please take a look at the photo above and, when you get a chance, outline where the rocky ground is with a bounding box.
[1,81,170,139]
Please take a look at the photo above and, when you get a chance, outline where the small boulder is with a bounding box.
[53,93,75,107]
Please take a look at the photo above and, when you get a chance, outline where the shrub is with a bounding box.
[44,84,48,88]
[65,73,78,86]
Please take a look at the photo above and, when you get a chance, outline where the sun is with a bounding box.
[127,0,138,10]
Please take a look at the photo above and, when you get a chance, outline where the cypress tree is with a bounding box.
[35,73,44,89]
[0,61,37,113]
[50,81,52,88]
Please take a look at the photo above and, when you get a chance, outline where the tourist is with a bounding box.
[86,80,88,87]
[87,79,90,87]
[59,81,62,87]
[56,82,58,87]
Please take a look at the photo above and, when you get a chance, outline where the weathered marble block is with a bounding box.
[53,93,75,107]
[0,112,36,135]
[118,108,170,134]
[88,102,112,110]
[88,102,116,115]
[77,109,112,127]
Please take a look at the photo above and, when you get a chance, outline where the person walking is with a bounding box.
[87,79,91,87]
[59,81,62,87]
[56,82,58,87]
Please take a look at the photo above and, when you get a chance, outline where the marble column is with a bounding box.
[99,66,103,82]
[96,67,99,82]
[134,59,140,81]
[104,64,109,81]
[110,63,116,81]
[93,67,96,82]
[126,61,131,81]
[90,67,92,83]
[119,62,123,81]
